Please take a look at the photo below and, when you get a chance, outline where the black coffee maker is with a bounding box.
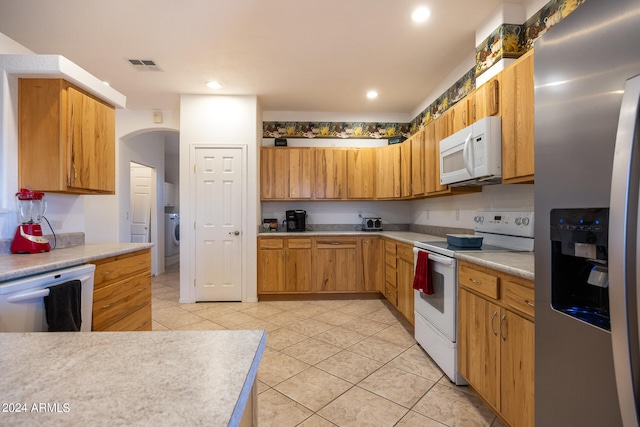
[286,210,306,232]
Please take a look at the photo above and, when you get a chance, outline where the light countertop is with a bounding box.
[260,230,534,280]
[0,330,266,426]
[456,251,535,281]
[0,243,152,283]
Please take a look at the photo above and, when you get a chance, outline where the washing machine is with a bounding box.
[165,214,180,257]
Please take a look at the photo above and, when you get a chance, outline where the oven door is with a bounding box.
[413,247,457,342]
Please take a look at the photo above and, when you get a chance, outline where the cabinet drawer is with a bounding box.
[316,238,357,249]
[92,273,151,331]
[397,244,414,263]
[385,241,397,255]
[459,264,499,299]
[385,282,398,305]
[93,250,150,289]
[385,253,396,268]
[287,238,311,249]
[505,281,535,317]
[259,238,284,249]
[385,266,397,287]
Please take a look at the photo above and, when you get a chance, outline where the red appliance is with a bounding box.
[10,189,51,254]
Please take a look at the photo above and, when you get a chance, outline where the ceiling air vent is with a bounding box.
[127,59,162,71]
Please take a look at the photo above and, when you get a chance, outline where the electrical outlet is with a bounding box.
[426,210,430,220]
[51,220,63,230]
[455,209,460,221]
[358,211,362,218]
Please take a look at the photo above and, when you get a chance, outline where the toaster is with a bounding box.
[362,217,383,232]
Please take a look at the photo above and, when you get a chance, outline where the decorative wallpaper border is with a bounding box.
[263,121,411,139]
[262,0,585,140]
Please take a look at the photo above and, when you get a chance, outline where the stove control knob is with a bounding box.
[522,217,530,226]
[515,217,522,225]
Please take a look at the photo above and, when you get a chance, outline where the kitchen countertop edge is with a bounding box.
[260,231,534,280]
[0,243,153,283]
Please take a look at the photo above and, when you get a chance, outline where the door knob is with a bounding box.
[229,231,240,236]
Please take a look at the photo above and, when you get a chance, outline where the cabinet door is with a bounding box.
[425,118,450,194]
[501,51,534,183]
[288,148,313,199]
[449,99,469,133]
[470,77,500,123]
[400,141,412,198]
[459,289,501,409]
[284,249,312,292]
[375,144,401,199]
[347,148,375,199]
[260,147,288,199]
[314,148,346,199]
[397,258,415,325]
[501,309,535,427]
[314,238,358,292]
[410,130,425,197]
[257,249,284,292]
[67,87,115,193]
[361,237,383,292]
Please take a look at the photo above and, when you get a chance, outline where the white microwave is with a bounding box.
[439,116,502,186]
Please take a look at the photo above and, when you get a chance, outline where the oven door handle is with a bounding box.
[413,248,454,266]
[428,254,454,266]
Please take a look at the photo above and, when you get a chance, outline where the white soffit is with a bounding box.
[0,54,127,108]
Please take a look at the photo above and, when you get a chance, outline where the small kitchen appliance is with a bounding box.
[362,217,383,231]
[286,210,306,232]
[10,188,51,254]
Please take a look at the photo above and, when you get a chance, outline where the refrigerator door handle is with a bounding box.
[610,73,640,427]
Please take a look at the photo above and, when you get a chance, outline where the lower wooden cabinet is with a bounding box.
[314,237,359,292]
[383,239,415,325]
[458,261,534,427]
[258,235,385,297]
[257,238,312,293]
[91,249,152,331]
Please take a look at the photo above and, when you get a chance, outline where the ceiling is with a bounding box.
[0,0,525,115]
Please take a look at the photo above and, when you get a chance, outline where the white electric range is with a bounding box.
[412,211,534,384]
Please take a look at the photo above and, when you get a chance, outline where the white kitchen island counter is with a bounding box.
[0,330,266,426]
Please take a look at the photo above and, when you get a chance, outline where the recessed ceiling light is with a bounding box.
[367,90,378,99]
[206,81,222,89]
[412,6,431,23]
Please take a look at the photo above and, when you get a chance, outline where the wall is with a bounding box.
[179,94,260,303]
[0,35,88,240]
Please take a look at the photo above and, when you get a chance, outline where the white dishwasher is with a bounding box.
[0,264,96,332]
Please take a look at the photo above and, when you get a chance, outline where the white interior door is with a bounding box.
[194,148,243,301]
[130,164,152,243]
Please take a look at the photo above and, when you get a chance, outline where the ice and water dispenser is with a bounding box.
[550,208,610,330]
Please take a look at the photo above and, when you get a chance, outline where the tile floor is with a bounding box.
[152,264,506,427]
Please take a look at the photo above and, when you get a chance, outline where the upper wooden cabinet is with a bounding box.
[410,130,425,197]
[501,50,535,183]
[260,147,313,200]
[18,78,116,194]
[449,98,469,134]
[347,148,376,199]
[314,147,346,199]
[470,76,501,123]
[288,148,313,199]
[375,144,401,199]
[260,147,288,199]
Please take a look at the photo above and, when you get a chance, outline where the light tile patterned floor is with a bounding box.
[152,264,506,427]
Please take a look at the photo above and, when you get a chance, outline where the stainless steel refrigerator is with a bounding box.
[535,0,640,425]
